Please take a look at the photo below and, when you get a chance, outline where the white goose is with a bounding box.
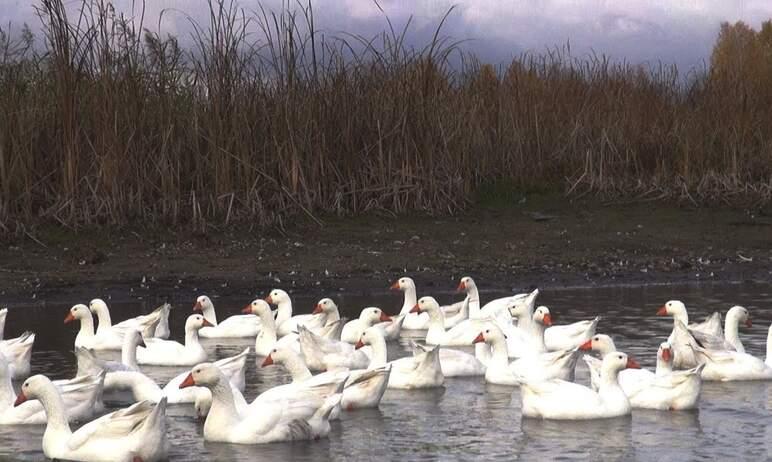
[357,326,444,389]
[690,324,772,381]
[65,304,124,351]
[262,346,391,411]
[194,295,260,338]
[687,305,751,354]
[1,354,105,425]
[542,306,600,351]
[519,352,640,420]
[136,314,212,366]
[409,340,486,377]
[340,307,395,344]
[298,325,371,371]
[580,334,659,392]
[89,299,171,340]
[180,363,341,444]
[241,299,299,356]
[266,289,320,338]
[410,296,479,346]
[0,330,35,380]
[14,375,167,462]
[390,277,464,331]
[504,290,548,358]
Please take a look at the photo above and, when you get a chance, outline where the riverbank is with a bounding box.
[1,195,771,304]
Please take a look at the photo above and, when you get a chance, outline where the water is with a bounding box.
[1,283,771,461]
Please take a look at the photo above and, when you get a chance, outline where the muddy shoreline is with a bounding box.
[2,196,771,305]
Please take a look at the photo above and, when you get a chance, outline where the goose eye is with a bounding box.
[23,383,28,388]
[195,369,201,373]
[617,355,623,360]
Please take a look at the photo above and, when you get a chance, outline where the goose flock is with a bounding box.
[1,276,771,461]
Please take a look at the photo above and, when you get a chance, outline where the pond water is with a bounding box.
[1,283,771,461]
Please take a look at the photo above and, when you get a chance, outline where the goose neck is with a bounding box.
[467,287,480,316]
[400,287,417,315]
[37,382,73,436]
[488,338,510,365]
[95,308,112,330]
[281,352,313,382]
[256,310,277,344]
[367,336,389,367]
[655,358,672,376]
[672,309,688,328]
[275,301,292,326]
[205,379,240,430]
[78,315,96,338]
[185,327,201,348]
[724,314,742,350]
[121,338,140,370]
[202,304,218,325]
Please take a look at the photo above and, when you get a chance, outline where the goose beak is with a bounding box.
[64,312,75,324]
[379,312,393,322]
[202,318,214,327]
[542,313,553,326]
[579,340,593,351]
[626,358,641,369]
[355,339,365,350]
[745,318,752,328]
[656,306,668,316]
[179,373,196,389]
[312,304,323,315]
[264,295,274,304]
[13,392,27,407]
[192,301,202,312]
[261,354,274,367]
[389,281,400,290]
[241,305,252,314]
[472,332,485,344]
[662,348,672,362]
[409,304,421,314]
[456,281,466,293]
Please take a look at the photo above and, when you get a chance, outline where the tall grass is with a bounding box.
[0,0,770,234]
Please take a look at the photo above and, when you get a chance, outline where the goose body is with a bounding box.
[299,325,371,371]
[691,337,772,381]
[409,341,485,377]
[358,326,444,389]
[193,295,260,338]
[519,352,639,420]
[89,299,171,341]
[14,375,167,461]
[242,299,299,356]
[0,330,35,379]
[136,315,212,366]
[341,308,399,343]
[543,309,600,351]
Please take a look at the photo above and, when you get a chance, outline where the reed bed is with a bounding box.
[0,0,771,234]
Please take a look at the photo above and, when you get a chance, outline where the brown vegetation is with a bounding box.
[0,1,771,235]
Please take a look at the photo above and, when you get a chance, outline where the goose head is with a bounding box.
[88,298,109,316]
[260,346,294,368]
[356,325,385,349]
[179,363,221,389]
[186,314,214,332]
[658,342,673,364]
[14,374,53,406]
[312,298,337,315]
[409,296,439,315]
[507,289,539,318]
[264,289,290,306]
[533,306,552,327]
[361,307,391,324]
[64,304,91,324]
[193,295,213,313]
[601,352,640,376]
[242,298,271,315]
[726,306,751,328]
[456,276,476,294]
[657,300,686,317]
[579,334,617,354]
[390,277,415,291]
[472,324,507,345]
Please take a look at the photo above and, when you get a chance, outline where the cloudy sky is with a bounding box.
[2,0,771,70]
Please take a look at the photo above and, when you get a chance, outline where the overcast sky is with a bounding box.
[2,0,771,70]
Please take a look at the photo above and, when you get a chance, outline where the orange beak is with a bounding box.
[202,318,214,327]
[261,354,274,367]
[389,281,400,290]
[13,391,27,407]
[241,305,252,314]
[656,306,668,316]
[626,358,641,369]
[579,340,593,351]
[472,332,485,344]
[179,373,195,389]
[355,339,365,349]
[409,304,421,314]
[64,312,75,324]
[193,301,202,312]
[379,312,393,322]
[745,318,752,328]
[542,313,553,326]
[312,304,323,315]
[661,348,672,362]
[264,295,274,304]
[456,281,466,293]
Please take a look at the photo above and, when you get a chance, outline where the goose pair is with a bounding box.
[193,295,260,338]
[89,299,171,341]
[391,277,468,330]
[65,304,168,351]
[357,326,444,389]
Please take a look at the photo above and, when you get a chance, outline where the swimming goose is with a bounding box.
[690,327,772,381]
[504,290,547,358]
[298,325,371,371]
[340,307,394,344]
[262,346,390,411]
[180,363,341,444]
[14,375,167,461]
[686,306,751,354]
[65,304,124,351]
[89,300,170,340]
[408,340,486,377]
[580,334,658,392]
[1,354,105,425]
[0,330,35,379]
[193,295,260,338]
[241,299,299,356]
[358,326,444,389]
[519,352,640,420]
[136,315,212,366]
[265,289,320,338]
[542,306,600,351]
[410,296,479,346]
